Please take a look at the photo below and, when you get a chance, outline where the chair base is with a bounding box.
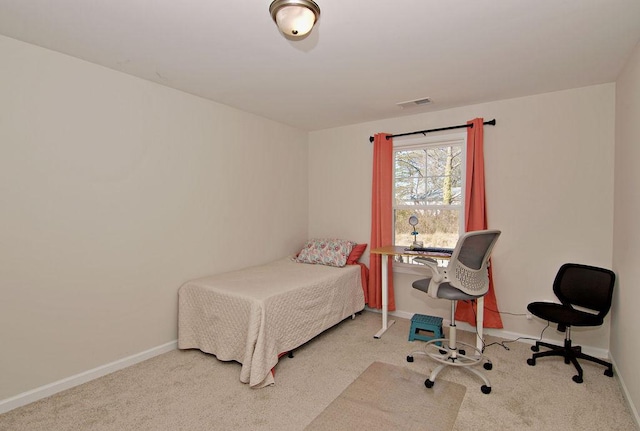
[407,337,493,394]
[527,338,614,383]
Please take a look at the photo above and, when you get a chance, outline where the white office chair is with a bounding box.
[407,229,501,394]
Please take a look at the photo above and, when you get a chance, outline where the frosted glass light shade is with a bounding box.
[270,0,320,37]
[276,6,315,36]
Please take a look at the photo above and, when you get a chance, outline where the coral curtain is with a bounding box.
[368,133,395,310]
[454,118,503,328]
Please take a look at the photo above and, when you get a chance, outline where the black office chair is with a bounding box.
[407,229,501,394]
[526,263,616,383]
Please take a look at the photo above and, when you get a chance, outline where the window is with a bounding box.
[393,133,466,266]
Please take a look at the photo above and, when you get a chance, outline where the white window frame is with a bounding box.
[392,132,467,273]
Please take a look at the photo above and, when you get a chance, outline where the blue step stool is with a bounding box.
[408,314,443,343]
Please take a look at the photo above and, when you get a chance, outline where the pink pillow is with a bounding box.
[347,244,367,264]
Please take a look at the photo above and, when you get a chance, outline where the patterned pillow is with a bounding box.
[296,238,357,267]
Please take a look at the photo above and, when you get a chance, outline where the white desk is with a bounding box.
[370,246,484,351]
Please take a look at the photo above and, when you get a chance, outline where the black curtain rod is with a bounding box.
[368,119,496,142]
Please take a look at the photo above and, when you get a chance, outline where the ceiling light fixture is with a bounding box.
[269,0,320,38]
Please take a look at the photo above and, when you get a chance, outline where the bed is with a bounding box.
[178,250,367,388]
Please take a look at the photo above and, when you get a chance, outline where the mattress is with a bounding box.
[178,257,365,388]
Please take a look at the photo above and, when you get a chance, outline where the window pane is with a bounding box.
[394,149,426,205]
[394,146,462,206]
[394,209,460,248]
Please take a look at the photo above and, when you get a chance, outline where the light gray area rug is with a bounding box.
[304,361,465,431]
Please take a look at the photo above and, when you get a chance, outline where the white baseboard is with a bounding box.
[367,308,611,359]
[0,340,178,415]
[610,355,640,428]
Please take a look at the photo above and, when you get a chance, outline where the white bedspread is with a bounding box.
[178,258,365,388]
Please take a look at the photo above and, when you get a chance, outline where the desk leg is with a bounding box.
[476,296,484,351]
[374,254,395,338]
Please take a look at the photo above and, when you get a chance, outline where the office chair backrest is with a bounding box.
[553,263,616,318]
[446,229,501,296]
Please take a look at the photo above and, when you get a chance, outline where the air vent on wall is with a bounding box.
[396,97,433,109]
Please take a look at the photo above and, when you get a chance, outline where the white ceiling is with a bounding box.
[1,0,639,131]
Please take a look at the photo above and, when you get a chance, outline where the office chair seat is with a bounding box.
[527,302,604,328]
[413,278,482,301]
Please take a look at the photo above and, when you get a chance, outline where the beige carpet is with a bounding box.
[0,311,638,431]
[304,361,465,431]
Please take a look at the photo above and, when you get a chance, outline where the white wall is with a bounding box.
[309,84,615,348]
[613,40,640,421]
[0,35,309,401]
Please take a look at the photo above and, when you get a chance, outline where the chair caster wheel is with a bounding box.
[604,369,614,377]
[481,385,491,394]
[425,379,434,388]
[439,349,447,355]
[527,358,536,366]
[406,355,414,362]
[531,345,539,352]
[459,349,466,355]
[484,362,493,371]
[572,375,583,384]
